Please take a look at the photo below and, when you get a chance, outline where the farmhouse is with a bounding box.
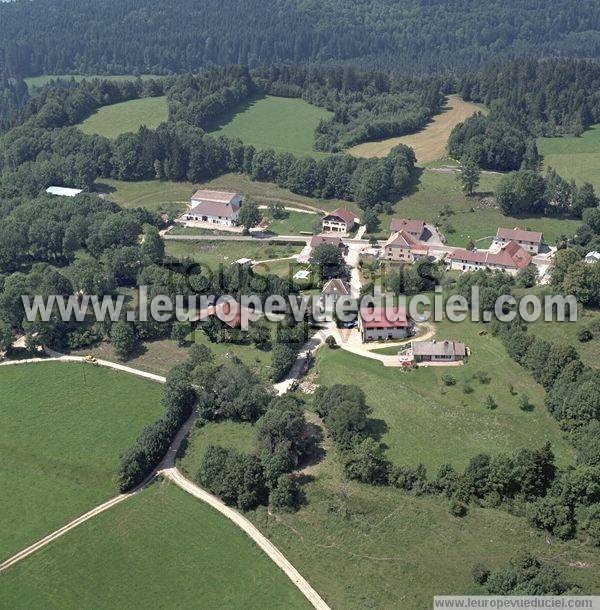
[450,241,531,275]
[495,227,543,253]
[322,208,359,233]
[185,189,243,226]
[310,234,347,252]
[411,340,467,363]
[389,218,426,240]
[383,230,429,263]
[46,186,83,197]
[358,305,411,342]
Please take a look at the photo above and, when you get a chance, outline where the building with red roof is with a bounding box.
[450,240,531,275]
[358,305,412,342]
[495,227,543,253]
[383,230,429,263]
[322,208,359,233]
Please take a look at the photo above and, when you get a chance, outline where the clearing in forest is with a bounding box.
[348,94,485,163]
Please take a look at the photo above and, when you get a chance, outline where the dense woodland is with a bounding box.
[1,0,600,76]
[449,59,600,170]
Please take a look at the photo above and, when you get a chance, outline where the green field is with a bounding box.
[164,239,301,268]
[178,420,257,478]
[0,362,162,560]
[96,178,195,213]
[265,209,319,235]
[388,171,581,246]
[538,124,600,193]
[209,95,332,158]
[25,74,163,89]
[78,96,168,139]
[73,329,277,380]
[0,482,309,610]
[317,319,574,471]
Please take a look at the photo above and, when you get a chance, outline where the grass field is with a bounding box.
[349,95,485,163]
[264,209,319,235]
[73,329,277,379]
[317,319,574,471]
[96,178,195,213]
[388,170,581,246]
[0,482,309,610]
[164,239,301,268]
[25,74,162,89]
[178,420,257,478]
[0,362,162,560]
[78,96,168,139]
[538,123,600,192]
[209,95,331,158]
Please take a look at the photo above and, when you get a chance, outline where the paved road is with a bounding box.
[164,233,310,243]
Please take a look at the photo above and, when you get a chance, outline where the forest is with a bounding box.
[1,0,600,77]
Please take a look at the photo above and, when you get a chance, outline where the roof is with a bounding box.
[310,235,344,248]
[321,278,351,296]
[191,189,240,204]
[359,306,409,329]
[384,230,428,254]
[585,251,600,261]
[496,227,542,244]
[231,258,253,265]
[188,199,240,218]
[46,186,83,197]
[323,208,357,225]
[192,299,253,328]
[412,340,467,357]
[293,269,311,280]
[451,240,531,270]
[390,218,425,235]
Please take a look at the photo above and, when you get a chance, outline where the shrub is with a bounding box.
[450,499,468,517]
[578,328,593,343]
[472,563,491,585]
[325,335,338,349]
[473,370,491,384]
[441,374,456,386]
[462,382,474,394]
[519,393,533,411]
[484,394,497,410]
[270,474,303,512]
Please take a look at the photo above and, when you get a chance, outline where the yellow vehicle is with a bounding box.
[84,354,97,363]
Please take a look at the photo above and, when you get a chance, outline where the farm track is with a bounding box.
[0,350,331,610]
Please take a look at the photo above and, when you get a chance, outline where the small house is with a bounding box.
[383,230,429,263]
[495,227,542,254]
[389,218,426,240]
[358,306,411,342]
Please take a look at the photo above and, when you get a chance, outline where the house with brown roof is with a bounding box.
[411,340,468,363]
[495,227,543,253]
[358,306,412,342]
[322,208,359,233]
[383,230,429,263]
[389,218,426,240]
[319,279,352,315]
[185,189,243,226]
[309,234,346,251]
[450,240,531,275]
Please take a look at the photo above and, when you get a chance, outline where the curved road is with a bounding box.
[0,352,330,610]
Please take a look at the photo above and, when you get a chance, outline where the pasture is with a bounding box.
[97,178,195,214]
[0,362,162,560]
[538,123,600,193]
[78,96,168,139]
[164,239,301,268]
[387,170,580,246]
[209,95,332,158]
[0,482,309,609]
[348,95,485,163]
[316,318,574,471]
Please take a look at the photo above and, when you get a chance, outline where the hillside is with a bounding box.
[1,0,600,76]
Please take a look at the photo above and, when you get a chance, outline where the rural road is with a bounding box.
[0,350,331,609]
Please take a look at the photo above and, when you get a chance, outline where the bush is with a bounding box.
[325,335,338,349]
[270,343,297,382]
[484,394,497,410]
[472,563,490,585]
[462,382,474,394]
[270,474,303,512]
[578,328,593,343]
[473,370,491,384]
[519,393,533,411]
[441,374,456,386]
[450,499,468,517]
